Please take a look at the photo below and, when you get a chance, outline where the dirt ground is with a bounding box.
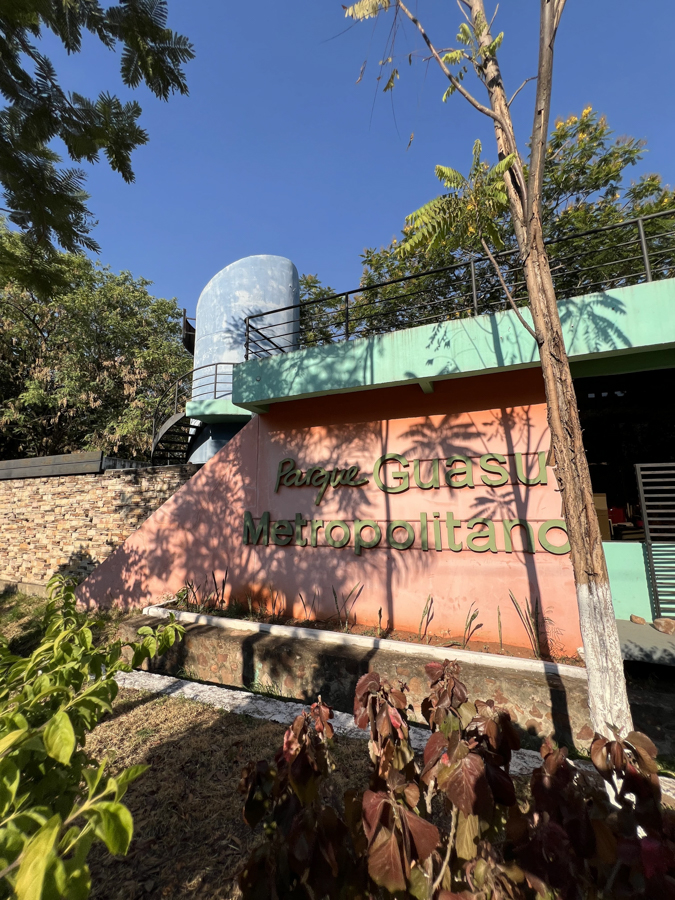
[86,689,373,900]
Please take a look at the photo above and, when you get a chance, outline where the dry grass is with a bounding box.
[86,689,372,900]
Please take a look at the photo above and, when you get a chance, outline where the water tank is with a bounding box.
[188,255,299,464]
[193,254,300,369]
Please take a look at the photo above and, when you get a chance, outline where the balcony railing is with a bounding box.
[244,209,675,360]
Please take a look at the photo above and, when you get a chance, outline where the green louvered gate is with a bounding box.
[636,462,675,617]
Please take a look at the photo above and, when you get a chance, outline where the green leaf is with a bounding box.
[442,50,464,66]
[455,811,480,860]
[91,801,133,855]
[344,0,392,20]
[15,814,61,900]
[0,728,28,756]
[457,23,473,45]
[0,758,20,815]
[136,626,154,636]
[43,711,76,765]
[115,764,150,798]
[383,68,399,93]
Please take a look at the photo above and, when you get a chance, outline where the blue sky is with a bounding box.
[41,1,675,317]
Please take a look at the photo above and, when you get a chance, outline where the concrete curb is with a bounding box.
[142,604,588,683]
[114,668,675,802]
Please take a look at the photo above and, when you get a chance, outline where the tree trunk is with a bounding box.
[469,0,633,735]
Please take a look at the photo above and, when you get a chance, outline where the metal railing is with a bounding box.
[636,462,675,618]
[244,209,675,360]
[151,362,235,452]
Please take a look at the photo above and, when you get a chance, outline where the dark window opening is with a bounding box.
[574,368,675,540]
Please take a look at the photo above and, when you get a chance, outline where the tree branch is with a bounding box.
[508,76,537,107]
[397,1,514,142]
[480,237,538,341]
[432,805,458,892]
[525,0,566,242]
[0,297,48,339]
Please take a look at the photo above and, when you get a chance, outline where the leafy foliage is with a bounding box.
[320,110,675,342]
[0,0,194,290]
[0,236,191,459]
[0,574,184,899]
[238,659,675,898]
[400,140,514,256]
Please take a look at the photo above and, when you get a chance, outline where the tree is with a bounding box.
[0,232,191,459]
[349,109,675,331]
[344,1,636,734]
[0,0,193,293]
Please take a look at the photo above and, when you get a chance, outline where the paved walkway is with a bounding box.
[115,669,675,802]
[618,619,675,665]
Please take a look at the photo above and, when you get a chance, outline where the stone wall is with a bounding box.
[0,465,198,594]
[118,616,596,750]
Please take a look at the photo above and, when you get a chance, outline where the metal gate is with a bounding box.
[636,462,675,617]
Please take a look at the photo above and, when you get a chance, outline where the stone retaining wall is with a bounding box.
[0,465,197,593]
[119,616,595,749]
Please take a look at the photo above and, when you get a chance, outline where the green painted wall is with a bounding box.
[232,278,675,411]
[605,541,654,622]
[185,397,251,424]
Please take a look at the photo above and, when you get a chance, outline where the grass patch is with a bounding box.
[86,689,372,899]
[0,588,48,655]
[0,584,134,656]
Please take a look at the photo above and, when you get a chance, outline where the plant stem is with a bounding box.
[432,805,458,892]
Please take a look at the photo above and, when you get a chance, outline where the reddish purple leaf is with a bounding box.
[367,826,407,894]
[437,746,485,816]
[362,790,391,844]
[401,808,440,861]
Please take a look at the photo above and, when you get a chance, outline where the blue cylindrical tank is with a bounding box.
[188,255,299,465]
[193,254,300,370]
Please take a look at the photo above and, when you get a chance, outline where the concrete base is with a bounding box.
[617,618,675,665]
[0,579,49,598]
[118,615,594,749]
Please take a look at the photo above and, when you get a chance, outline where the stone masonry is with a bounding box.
[0,465,198,593]
[118,617,596,750]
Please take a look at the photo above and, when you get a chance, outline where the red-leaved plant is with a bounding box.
[238,664,675,899]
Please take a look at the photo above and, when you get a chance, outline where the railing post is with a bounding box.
[244,317,250,361]
[470,258,478,315]
[637,217,653,282]
[344,294,350,340]
[213,364,217,398]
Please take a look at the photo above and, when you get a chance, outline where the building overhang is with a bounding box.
[231,279,675,412]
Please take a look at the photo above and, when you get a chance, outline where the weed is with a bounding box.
[377,607,382,638]
[417,594,434,643]
[331,583,361,633]
[246,679,289,699]
[462,600,483,648]
[299,591,318,622]
[498,605,503,653]
[509,591,560,659]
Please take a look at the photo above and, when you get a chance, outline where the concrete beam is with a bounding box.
[232,278,675,410]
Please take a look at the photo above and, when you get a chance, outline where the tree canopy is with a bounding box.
[0,0,193,292]
[300,110,675,342]
[0,232,191,460]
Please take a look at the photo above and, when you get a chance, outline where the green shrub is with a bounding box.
[0,576,183,899]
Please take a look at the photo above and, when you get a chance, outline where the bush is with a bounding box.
[0,576,183,899]
[239,661,675,899]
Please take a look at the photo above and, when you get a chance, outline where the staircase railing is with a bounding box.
[151,362,236,462]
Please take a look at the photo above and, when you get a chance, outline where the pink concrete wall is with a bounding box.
[79,370,581,656]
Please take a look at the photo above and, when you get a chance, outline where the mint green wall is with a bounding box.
[232,278,675,411]
[185,397,251,424]
[605,542,653,622]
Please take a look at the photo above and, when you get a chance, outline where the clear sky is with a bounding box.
[42,1,675,317]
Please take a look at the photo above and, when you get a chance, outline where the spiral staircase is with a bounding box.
[151,363,235,465]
